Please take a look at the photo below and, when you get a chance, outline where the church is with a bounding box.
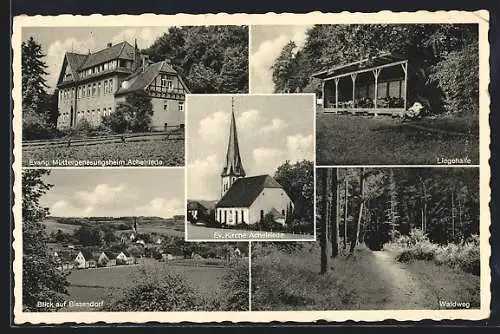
[215,101,294,226]
[56,41,190,131]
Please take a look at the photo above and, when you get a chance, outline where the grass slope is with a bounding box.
[251,243,480,311]
[23,139,184,166]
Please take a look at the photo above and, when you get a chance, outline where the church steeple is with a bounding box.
[221,97,245,198]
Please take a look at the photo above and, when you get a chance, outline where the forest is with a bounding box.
[272,24,478,114]
[316,167,480,273]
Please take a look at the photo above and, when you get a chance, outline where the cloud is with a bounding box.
[260,118,286,135]
[110,28,166,49]
[46,37,96,90]
[198,110,230,146]
[238,109,261,130]
[252,147,286,175]
[187,154,221,200]
[50,200,94,217]
[136,198,183,218]
[75,183,126,207]
[250,28,309,93]
[286,133,314,161]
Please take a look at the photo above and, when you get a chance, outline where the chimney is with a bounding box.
[107,42,112,48]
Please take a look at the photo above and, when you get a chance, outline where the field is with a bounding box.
[316,113,479,165]
[42,217,185,238]
[23,139,184,167]
[251,243,480,311]
[63,258,230,311]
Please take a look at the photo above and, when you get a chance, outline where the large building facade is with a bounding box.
[56,41,189,131]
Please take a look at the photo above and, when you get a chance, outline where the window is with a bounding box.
[178,102,184,112]
[163,101,168,111]
[282,210,285,215]
[109,79,113,93]
[87,85,91,97]
[235,211,239,224]
[260,210,264,222]
[161,77,167,87]
[92,84,96,96]
[104,81,108,94]
[104,63,108,71]
[97,82,101,96]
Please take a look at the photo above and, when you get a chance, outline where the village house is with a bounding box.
[214,103,294,226]
[187,201,209,222]
[56,40,190,131]
[73,251,86,269]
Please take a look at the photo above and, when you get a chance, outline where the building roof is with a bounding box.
[115,60,189,95]
[221,109,246,177]
[187,201,208,211]
[311,52,407,80]
[216,175,284,208]
[80,41,136,70]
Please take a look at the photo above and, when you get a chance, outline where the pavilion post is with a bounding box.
[350,73,357,111]
[401,61,408,111]
[321,80,325,108]
[334,77,339,112]
[373,68,381,116]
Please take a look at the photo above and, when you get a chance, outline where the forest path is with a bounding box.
[360,248,435,309]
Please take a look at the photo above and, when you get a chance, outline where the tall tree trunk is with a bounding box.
[350,168,365,254]
[451,192,455,241]
[344,178,349,250]
[330,168,339,258]
[320,168,330,274]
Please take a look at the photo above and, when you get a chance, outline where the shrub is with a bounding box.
[103,269,200,311]
[219,260,249,311]
[74,117,94,136]
[23,110,57,140]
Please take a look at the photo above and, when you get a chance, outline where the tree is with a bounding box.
[331,168,340,258]
[73,226,104,247]
[144,26,249,93]
[102,90,153,133]
[319,168,331,274]
[273,160,314,223]
[22,169,68,311]
[22,37,48,113]
[350,168,366,254]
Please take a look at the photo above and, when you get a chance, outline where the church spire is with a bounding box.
[221,97,245,178]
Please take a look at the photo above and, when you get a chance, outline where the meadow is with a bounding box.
[63,258,242,312]
[316,113,479,165]
[22,139,184,166]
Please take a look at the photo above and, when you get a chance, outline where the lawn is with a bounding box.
[63,258,229,311]
[316,113,479,165]
[23,139,184,167]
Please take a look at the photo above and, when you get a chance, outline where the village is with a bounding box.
[47,216,246,272]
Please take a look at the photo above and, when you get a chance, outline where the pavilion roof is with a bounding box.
[311,52,407,80]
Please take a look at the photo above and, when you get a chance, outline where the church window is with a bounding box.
[224,210,227,223]
[241,210,244,223]
[260,210,264,222]
[282,210,285,215]
[235,211,239,224]
[164,101,168,111]
[178,102,184,112]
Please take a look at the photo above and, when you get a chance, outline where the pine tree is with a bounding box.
[22,37,49,113]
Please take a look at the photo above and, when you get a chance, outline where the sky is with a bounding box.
[186,94,315,201]
[22,26,171,92]
[250,25,313,93]
[39,168,184,218]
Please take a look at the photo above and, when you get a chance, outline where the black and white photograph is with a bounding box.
[185,94,315,241]
[250,24,480,165]
[251,167,480,311]
[21,168,249,312]
[21,25,249,167]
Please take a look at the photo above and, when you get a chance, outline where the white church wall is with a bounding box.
[248,188,293,224]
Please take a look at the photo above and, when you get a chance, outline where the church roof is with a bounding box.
[187,201,208,211]
[221,109,246,177]
[216,175,283,208]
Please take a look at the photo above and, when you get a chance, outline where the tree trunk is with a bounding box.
[320,168,330,274]
[451,192,455,241]
[350,168,365,254]
[344,178,349,250]
[330,168,339,258]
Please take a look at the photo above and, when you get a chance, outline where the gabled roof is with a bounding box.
[114,60,189,95]
[80,41,135,70]
[216,175,284,208]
